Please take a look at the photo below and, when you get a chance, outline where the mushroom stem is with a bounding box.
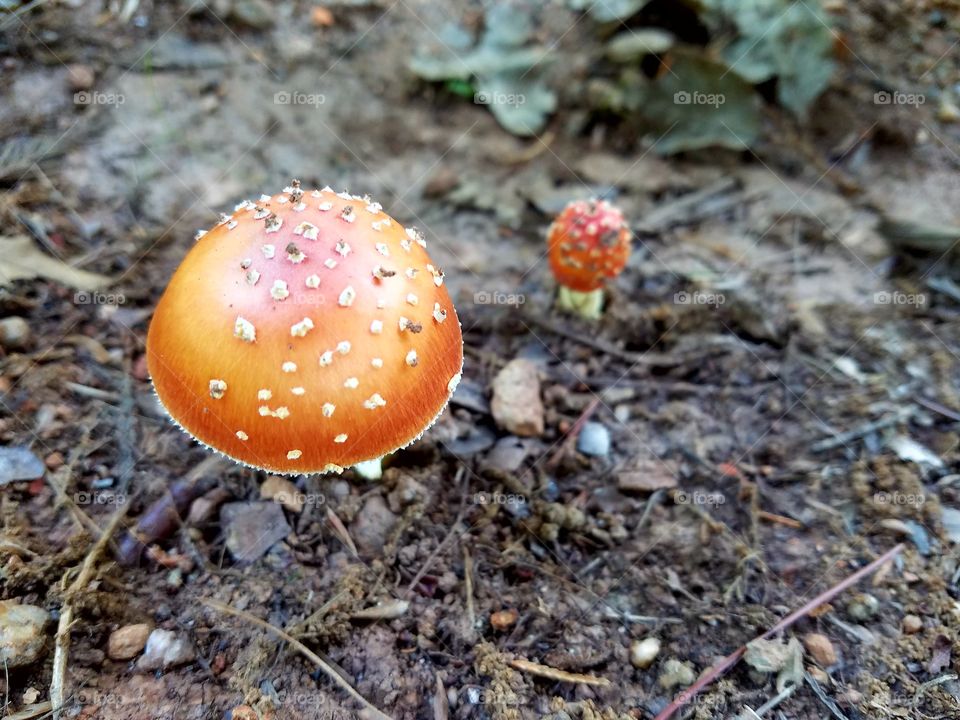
[352,457,383,480]
[556,286,604,320]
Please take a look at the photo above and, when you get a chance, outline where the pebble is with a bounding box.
[630,637,660,669]
[902,614,923,634]
[803,632,837,666]
[490,359,545,437]
[135,629,195,671]
[259,476,302,513]
[846,593,880,621]
[349,495,398,557]
[107,623,152,660]
[221,501,291,563]
[0,446,45,486]
[0,317,32,351]
[483,436,533,473]
[576,421,610,457]
[657,658,695,689]
[0,601,49,667]
[65,63,95,91]
[490,609,519,631]
[617,461,677,493]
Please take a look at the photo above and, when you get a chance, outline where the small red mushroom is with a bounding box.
[546,198,630,319]
[146,182,463,478]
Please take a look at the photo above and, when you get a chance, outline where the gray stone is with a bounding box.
[221,501,291,563]
[577,422,611,457]
[0,601,49,668]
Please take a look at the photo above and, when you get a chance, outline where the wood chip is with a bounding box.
[507,658,611,686]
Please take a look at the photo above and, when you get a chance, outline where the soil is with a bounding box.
[1,1,959,719]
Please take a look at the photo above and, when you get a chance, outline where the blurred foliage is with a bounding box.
[410,3,556,136]
[411,0,835,151]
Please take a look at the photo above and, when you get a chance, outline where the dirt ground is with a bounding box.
[1,1,960,719]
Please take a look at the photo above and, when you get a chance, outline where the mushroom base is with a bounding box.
[556,286,604,320]
[352,457,383,481]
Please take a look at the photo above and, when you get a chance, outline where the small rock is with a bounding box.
[490,359,544,437]
[0,446,45,486]
[229,0,274,28]
[490,609,519,631]
[902,614,923,634]
[0,317,32,351]
[658,658,695,689]
[630,637,660,669]
[386,474,427,513]
[807,665,830,684]
[187,487,232,525]
[260,476,302,513]
[221,502,291,563]
[576,422,610,457]
[65,63,95,91]
[350,495,398,557]
[938,96,960,123]
[803,632,837,666]
[483,436,534,473]
[107,623,151,660]
[423,165,460,198]
[136,629,195,671]
[0,601,49,667]
[617,460,677,493]
[310,6,335,27]
[846,593,880,621]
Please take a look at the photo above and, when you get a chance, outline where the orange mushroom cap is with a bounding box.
[146,183,463,475]
[546,199,631,292]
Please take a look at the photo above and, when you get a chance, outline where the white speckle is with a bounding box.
[234,316,256,342]
[322,403,335,417]
[290,318,314,337]
[286,244,306,263]
[240,258,253,269]
[195,229,208,241]
[209,379,227,399]
[305,274,321,288]
[406,227,426,247]
[253,206,270,220]
[377,298,386,309]
[338,286,356,307]
[227,220,238,230]
[324,463,344,473]
[372,265,395,280]
[318,201,334,211]
[406,293,418,306]
[376,243,389,257]
[310,190,321,198]
[293,222,319,240]
[235,200,253,212]
[363,393,386,409]
[262,244,276,259]
[406,350,418,367]
[258,406,270,416]
[282,361,297,373]
[336,190,352,200]
[340,206,356,223]
[319,350,334,366]
[287,449,302,460]
[400,238,411,252]
[236,431,248,441]
[324,258,338,269]
[271,279,289,301]
[291,387,305,396]
[259,194,272,203]
[405,267,419,279]
[276,195,289,204]
[382,217,392,227]
[370,320,383,334]
[433,303,447,323]
[447,372,462,394]
[335,240,351,256]
[366,201,382,214]
[371,358,383,368]
[334,434,348,443]
[371,221,383,232]
[258,389,272,401]
[265,214,282,233]
[344,377,359,389]
[336,341,351,355]
[246,269,261,286]
[274,406,290,419]
[293,202,306,212]
[398,316,422,333]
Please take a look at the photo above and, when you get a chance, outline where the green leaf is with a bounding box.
[475,74,557,137]
[606,29,675,61]
[624,50,761,153]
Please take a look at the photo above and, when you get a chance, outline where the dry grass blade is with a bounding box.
[507,658,611,687]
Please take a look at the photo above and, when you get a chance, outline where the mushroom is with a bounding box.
[146,182,463,479]
[546,198,630,319]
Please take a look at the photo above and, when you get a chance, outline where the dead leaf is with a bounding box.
[0,235,110,290]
